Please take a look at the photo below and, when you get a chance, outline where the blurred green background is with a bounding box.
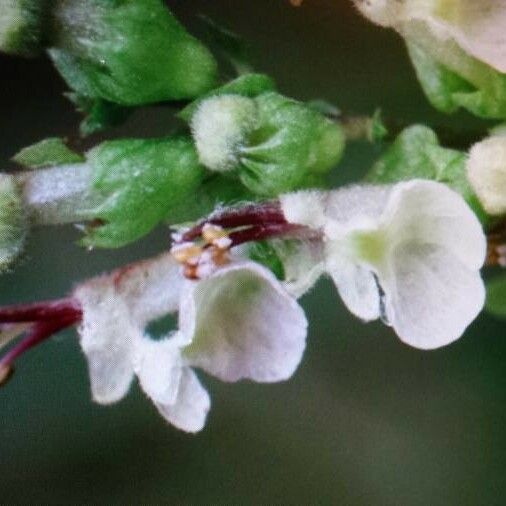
[1,1,506,504]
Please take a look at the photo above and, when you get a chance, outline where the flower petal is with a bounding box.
[155,367,210,433]
[113,252,184,325]
[326,256,381,322]
[75,279,138,404]
[383,243,485,349]
[133,334,184,407]
[381,180,486,270]
[274,240,325,298]
[180,261,308,383]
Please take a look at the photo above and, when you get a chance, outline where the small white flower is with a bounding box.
[467,135,506,216]
[280,180,486,349]
[354,0,506,73]
[74,255,307,432]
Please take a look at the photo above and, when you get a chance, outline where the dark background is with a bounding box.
[1,1,505,504]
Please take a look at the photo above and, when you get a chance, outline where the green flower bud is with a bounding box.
[0,0,48,56]
[366,125,487,221]
[0,174,27,271]
[47,0,218,105]
[82,136,206,248]
[190,91,345,197]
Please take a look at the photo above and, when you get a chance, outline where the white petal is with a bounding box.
[180,261,308,383]
[274,240,325,298]
[280,190,328,228]
[424,2,506,74]
[326,255,381,322]
[155,367,210,433]
[383,243,485,349]
[74,279,138,404]
[113,252,184,325]
[323,185,392,238]
[133,335,184,406]
[381,180,486,270]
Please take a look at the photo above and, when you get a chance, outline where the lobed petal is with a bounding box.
[155,367,210,434]
[74,279,138,404]
[180,261,308,383]
[381,179,486,270]
[383,243,485,349]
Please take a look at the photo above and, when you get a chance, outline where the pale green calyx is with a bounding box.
[191,95,258,172]
[0,174,27,271]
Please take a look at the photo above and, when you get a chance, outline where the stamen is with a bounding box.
[172,201,321,280]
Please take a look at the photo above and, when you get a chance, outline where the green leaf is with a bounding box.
[366,125,488,222]
[178,73,277,123]
[486,275,506,319]
[12,138,84,168]
[49,0,218,106]
[82,136,206,248]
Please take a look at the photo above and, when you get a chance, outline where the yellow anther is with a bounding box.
[171,243,204,264]
[202,224,228,245]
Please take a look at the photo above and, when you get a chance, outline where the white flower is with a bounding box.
[280,180,486,349]
[74,254,307,432]
[467,135,506,216]
[354,0,506,73]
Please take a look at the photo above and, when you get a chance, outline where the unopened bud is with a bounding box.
[467,136,506,216]
[191,91,345,196]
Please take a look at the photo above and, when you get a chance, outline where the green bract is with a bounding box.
[0,174,26,271]
[13,137,84,168]
[83,136,206,248]
[48,0,218,105]
[190,91,345,197]
[366,125,487,221]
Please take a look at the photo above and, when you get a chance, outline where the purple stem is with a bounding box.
[0,298,83,372]
[0,298,82,324]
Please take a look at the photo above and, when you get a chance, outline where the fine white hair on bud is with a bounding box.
[0,174,27,271]
[467,136,506,216]
[190,95,257,172]
[281,180,487,349]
